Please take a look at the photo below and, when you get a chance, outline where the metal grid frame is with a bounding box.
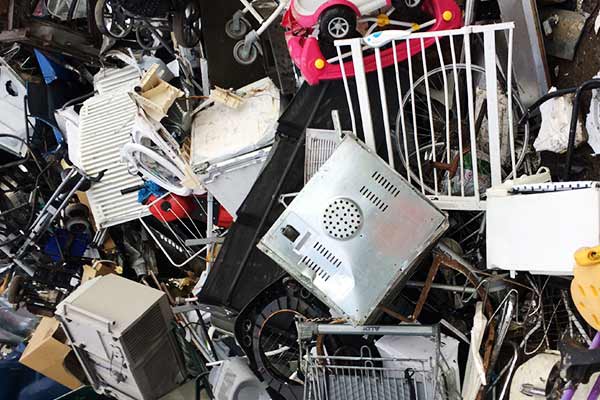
[334,23,520,211]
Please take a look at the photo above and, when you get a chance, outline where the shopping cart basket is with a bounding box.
[297,322,449,400]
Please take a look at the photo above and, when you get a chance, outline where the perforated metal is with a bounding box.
[322,198,362,240]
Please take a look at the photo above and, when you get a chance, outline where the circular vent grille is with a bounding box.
[322,198,362,240]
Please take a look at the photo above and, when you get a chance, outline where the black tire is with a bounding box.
[65,203,90,219]
[319,6,357,42]
[7,275,24,305]
[95,0,133,39]
[173,0,202,48]
[65,217,91,235]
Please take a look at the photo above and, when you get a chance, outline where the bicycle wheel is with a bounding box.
[396,64,530,196]
[95,0,133,39]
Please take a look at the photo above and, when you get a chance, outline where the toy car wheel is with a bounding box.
[225,17,249,40]
[173,0,202,48]
[94,0,133,39]
[319,6,356,41]
[233,40,259,65]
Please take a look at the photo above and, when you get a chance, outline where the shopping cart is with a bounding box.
[297,322,452,400]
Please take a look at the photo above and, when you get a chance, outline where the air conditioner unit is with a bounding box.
[55,274,187,400]
[258,134,448,324]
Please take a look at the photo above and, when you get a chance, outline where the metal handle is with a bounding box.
[62,303,115,333]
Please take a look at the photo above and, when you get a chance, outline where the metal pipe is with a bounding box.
[405,280,477,294]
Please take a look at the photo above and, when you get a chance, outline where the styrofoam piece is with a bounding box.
[191,77,279,167]
[487,184,600,275]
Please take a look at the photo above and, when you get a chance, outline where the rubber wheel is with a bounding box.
[404,0,423,7]
[65,203,90,219]
[136,25,162,50]
[95,0,133,39]
[66,217,91,235]
[225,17,249,40]
[233,40,258,65]
[173,0,202,48]
[319,6,357,42]
[7,275,24,305]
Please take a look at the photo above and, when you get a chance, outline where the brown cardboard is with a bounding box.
[19,317,84,389]
[81,261,118,283]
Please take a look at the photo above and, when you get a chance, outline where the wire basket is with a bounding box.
[298,323,447,400]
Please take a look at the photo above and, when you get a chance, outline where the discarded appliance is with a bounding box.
[191,78,280,217]
[55,274,187,400]
[78,66,151,229]
[487,182,600,275]
[258,133,448,324]
[297,322,443,399]
[0,57,31,157]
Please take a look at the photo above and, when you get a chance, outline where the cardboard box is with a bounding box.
[81,261,119,283]
[19,317,84,389]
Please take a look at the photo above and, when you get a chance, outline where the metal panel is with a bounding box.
[79,78,150,229]
[258,135,448,325]
[497,0,550,107]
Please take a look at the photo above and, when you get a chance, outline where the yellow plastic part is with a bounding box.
[571,246,600,330]
[376,14,390,27]
[411,23,421,31]
[442,10,454,22]
[314,58,326,70]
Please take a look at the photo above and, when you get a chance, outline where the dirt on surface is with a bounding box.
[539,0,600,179]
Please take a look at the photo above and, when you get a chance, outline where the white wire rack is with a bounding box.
[335,23,527,211]
[298,323,446,400]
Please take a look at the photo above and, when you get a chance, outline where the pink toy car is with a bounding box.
[283,0,463,85]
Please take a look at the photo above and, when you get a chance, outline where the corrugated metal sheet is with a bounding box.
[79,68,149,229]
[94,65,140,95]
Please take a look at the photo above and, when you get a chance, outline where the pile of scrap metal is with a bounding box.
[2,0,600,399]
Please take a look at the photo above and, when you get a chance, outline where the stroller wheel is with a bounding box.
[233,40,259,65]
[225,17,249,40]
[173,0,202,48]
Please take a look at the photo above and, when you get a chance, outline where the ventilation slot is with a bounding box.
[313,242,343,268]
[372,171,401,197]
[301,255,331,282]
[121,303,166,364]
[359,186,389,212]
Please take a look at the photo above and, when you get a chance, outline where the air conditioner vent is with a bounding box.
[301,255,331,281]
[359,186,389,212]
[372,171,401,197]
[322,198,362,239]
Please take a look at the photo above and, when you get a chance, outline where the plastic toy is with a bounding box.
[282,0,462,85]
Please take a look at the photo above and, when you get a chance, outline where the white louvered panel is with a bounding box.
[94,65,140,95]
[79,87,149,229]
